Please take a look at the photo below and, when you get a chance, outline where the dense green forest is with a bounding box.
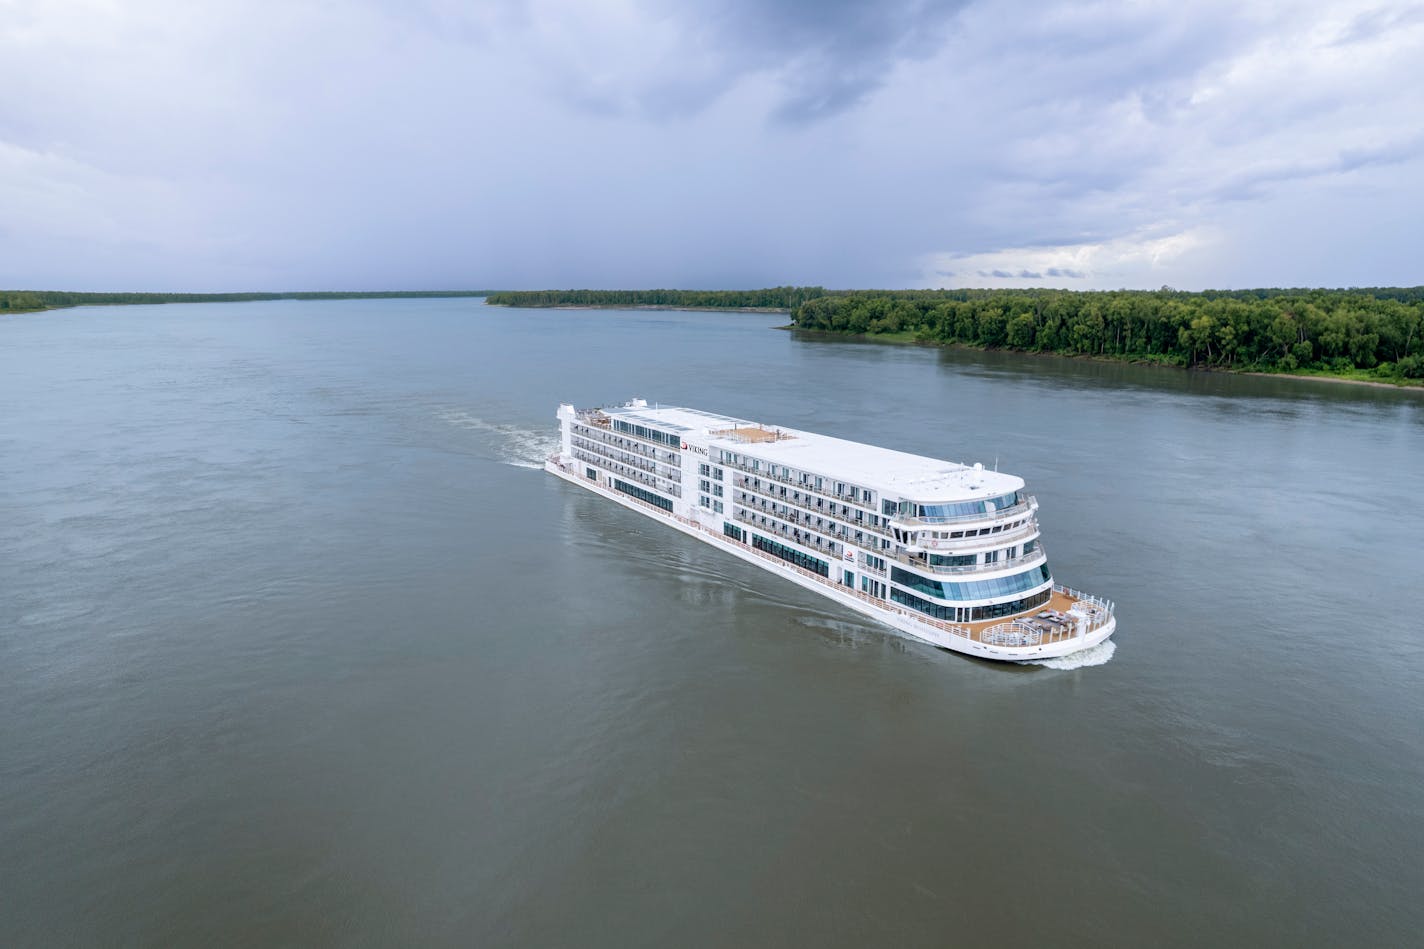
[0,289,491,314]
[788,288,1424,380]
[486,287,825,310]
[485,285,1424,381]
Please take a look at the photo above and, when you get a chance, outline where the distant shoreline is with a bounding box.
[0,290,490,316]
[782,326,1424,393]
[486,302,791,314]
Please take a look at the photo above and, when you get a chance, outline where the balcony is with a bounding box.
[571,448,682,497]
[889,546,1047,577]
[732,509,843,560]
[907,519,1039,552]
[570,424,680,464]
[730,494,871,550]
[890,496,1037,527]
[570,437,681,480]
[731,473,889,536]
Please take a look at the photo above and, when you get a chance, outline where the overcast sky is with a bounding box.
[2,0,1421,291]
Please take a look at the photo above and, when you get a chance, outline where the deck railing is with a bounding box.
[890,496,1037,527]
[731,509,843,560]
[889,547,1048,577]
[982,615,1086,646]
[909,520,1039,550]
[730,473,888,535]
[571,436,681,479]
[569,448,682,495]
[1053,584,1115,631]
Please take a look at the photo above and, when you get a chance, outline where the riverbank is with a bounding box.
[783,325,1424,392]
[487,302,790,314]
[483,288,822,311]
[0,290,490,315]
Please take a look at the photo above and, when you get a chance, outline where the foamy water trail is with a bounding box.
[1025,639,1116,669]
[436,410,559,468]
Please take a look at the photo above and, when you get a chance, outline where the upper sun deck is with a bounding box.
[596,401,1023,503]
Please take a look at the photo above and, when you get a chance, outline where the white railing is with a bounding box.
[910,520,1039,550]
[890,496,1037,527]
[982,621,1043,647]
[890,547,1048,577]
[569,448,682,495]
[1054,584,1115,631]
[571,436,681,479]
[730,492,861,546]
[732,509,843,560]
[570,425,680,465]
[730,473,888,536]
[727,464,870,505]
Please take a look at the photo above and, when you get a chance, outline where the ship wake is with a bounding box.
[1024,639,1116,669]
[437,409,558,468]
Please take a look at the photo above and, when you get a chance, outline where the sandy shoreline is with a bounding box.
[1232,370,1424,391]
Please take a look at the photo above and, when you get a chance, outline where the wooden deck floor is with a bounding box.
[961,589,1083,642]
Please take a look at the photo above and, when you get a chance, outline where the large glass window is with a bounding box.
[965,590,1051,621]
[928,553,977,567]
[751,533,829,577]
[912,491,1023,521]
[612,419,681,448]
[890,587,956,620]
[891,587,1052,622]
[613,478,674,512]
[890,563,1050,601]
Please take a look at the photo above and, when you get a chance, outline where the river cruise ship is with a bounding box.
[546,399,1115,661]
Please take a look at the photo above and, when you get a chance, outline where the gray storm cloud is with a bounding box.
[0,0,1420,291]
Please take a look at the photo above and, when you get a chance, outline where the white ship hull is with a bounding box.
[546,456,1116,662]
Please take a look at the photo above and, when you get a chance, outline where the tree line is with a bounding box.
[789,288,1424,380]
[486,287,826,310]
[0,290,492,314]
[9,284,1422,381]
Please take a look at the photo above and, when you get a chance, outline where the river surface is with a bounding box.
[2,299,1421,947]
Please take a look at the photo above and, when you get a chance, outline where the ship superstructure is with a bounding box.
[547,399,1115,661]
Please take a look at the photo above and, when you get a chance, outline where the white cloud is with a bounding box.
[919,227,1217,289]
